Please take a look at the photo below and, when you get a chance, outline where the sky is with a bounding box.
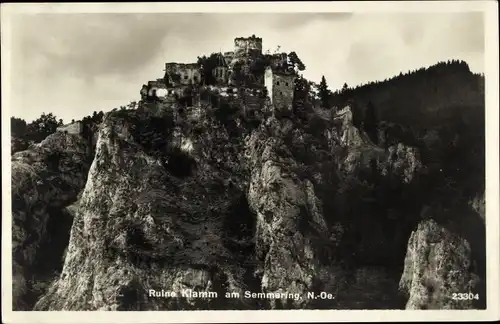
[7,11,485,123]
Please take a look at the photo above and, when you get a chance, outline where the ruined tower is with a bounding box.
[234,35,263,58]
[265,66,295,112]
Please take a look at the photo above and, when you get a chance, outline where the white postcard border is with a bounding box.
[1,1,498,323]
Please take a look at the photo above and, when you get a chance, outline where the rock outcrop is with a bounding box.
[34,110,256,310]
[12,131,93,310]
[246,116,344,309]
[399,219,481,309]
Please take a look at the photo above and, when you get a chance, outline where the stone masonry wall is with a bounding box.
[165,63,201,86]
[56,122,83,135]
[272,73,295,112]
[234,36,263,57]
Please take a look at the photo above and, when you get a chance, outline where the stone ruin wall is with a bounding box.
[56,121,84,135]
[270,52,289,71]
[234,36,263,57]
[165,63,201,86]
[271,73,295,112]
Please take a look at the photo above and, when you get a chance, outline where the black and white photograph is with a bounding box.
[1,1,499,323]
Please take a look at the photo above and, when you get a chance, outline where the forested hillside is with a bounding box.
[329,60,485,201]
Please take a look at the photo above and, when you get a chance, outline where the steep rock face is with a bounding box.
[246,116,345,309]
[328,106,422,181]
[11,132,92,310]
[34,110,256,311]
[399,219,481,309]
[330,106,366,149]
[381,143,422,184]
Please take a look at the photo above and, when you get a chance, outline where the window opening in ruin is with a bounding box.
[276,81,280,85]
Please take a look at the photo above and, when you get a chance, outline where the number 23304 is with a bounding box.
[452,293,479,300]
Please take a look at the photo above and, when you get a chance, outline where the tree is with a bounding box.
[11,117,29,153]
[11,117,28,139]
[27,113,62,143]
[293,76,312,117]
[288,51,305,72]
[197,53,221,86]
[364,101,379,144]
[318,76,332,109]
[250,55,272,78]
[342,82,349,93]
[11,112,64,153]
[230,61,244,87]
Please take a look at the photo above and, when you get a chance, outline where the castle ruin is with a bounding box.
[141,35,297,117]
[234,35,263,57]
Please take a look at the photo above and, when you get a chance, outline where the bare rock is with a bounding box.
[11,131,92,310]
[399,219,480,309]
[34,111,252,311]
[381,143,423,183]
[245,116,336,309]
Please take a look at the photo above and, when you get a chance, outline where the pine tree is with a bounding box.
[288,51,305,72]
[318,76,332,109]
[364,101,379,144]
[293,76,311,118]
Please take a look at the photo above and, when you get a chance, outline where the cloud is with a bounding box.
[8,12,484,122]
[12,13,349,81]
[337,12,485,86]
[14,14,182,79]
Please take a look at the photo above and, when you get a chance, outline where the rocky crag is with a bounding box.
[11,132,94,310]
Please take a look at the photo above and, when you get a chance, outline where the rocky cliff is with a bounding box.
[12,131,93,310]
[399,218,482,309]
[11,101,484,310]
[34,108,259,310]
